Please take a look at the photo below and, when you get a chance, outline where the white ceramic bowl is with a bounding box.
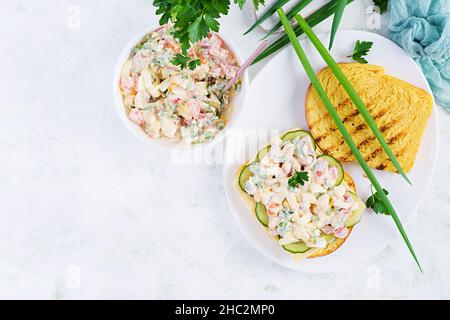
[113,27,249,150]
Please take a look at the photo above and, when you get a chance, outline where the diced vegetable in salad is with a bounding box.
[120,25,241,145]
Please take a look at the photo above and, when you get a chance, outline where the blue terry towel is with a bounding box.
[388,0,450,110]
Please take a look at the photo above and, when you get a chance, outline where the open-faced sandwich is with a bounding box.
[236,129,365,260]
[306,63,433,173]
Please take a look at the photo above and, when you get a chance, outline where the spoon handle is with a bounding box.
[224,40,269,92]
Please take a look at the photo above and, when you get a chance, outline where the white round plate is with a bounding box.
[223,30,439,273]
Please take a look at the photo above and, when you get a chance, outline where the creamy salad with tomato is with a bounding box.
[120,25,241,145]
[244,136,361,249]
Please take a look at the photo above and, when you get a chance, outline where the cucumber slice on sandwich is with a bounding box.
[256,146,271,161]
[255,203,269,227]
[344,192,366,228]
[283,241,311,254]
[281,130,316,150]
[238,164,253,193]
[239,146,271,193]
[282,233,336,254]
[317,154,344,186]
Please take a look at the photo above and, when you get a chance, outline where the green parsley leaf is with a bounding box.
[288,171,309,188]
[154,0,252,66]
[188,15,209,44]
[235,0,265,10]
[235,0,246,9]
[153,1,264,52]
[188,59,201,70]
[172,53,190,68]
[373,0,389,14]
[253,0,266,10]
[172,53,201,70]
[349,40,374,64]
[366,188,390,215]
[204,15,220,32]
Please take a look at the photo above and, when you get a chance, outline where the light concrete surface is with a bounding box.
[0,0,448,299]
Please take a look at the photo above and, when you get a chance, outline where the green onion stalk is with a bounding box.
[294,13,411,185]
[262,0,314,40]
[253,0,355,64]
[277,8,422,271]
[244,0,290,35]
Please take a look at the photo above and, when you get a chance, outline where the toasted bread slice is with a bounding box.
[305,63,433,173]
[235,129,363,260]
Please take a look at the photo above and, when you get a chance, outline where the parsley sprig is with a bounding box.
[373,0,389,14]
[153,0,265,69]
[172,53,201,70]
[288,171,309,188]
[366,188,390,215]
[349,40,373,64]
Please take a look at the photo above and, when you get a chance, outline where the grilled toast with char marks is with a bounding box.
[305,63,433,173]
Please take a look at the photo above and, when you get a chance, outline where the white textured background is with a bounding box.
[0,0,449,299]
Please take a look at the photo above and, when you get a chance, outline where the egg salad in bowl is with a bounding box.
[114,25,248,148]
